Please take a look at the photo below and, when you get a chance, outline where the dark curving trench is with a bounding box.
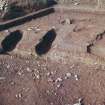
[35,29,56,55]
[0,30,23,54]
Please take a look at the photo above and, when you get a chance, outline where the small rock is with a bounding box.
[36,74,40,79]
[74,74,79,81]
[65,72,72,79]
[74,2,80,5]
[26,67,31,72]
[0,77,5,80]
[65,18,71,24]
[70,64,75,69]
[5,30,10,33]
[7,65,10,69]
[10,81,15,85]
[36,28,41,31]
[52,26,56,29]
[55,77,63,83]
[46,72,51,77]
[46,90,50,94]
[48,78,54,82]
[50,102,54,105]
[16,93,22,99]
[57,83,62,88]
[26,60,29,63]
[17,71,22,76]
[74,98,83,105]
[27,27,33,31]
[18,93,22,98]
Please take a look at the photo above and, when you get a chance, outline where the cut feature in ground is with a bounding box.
[0,30,23,54]
[35,29,56,55]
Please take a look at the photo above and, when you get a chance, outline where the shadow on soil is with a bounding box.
[35,29,56,55]
[0,30,23,54]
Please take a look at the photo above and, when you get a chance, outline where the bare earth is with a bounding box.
[1,5,105,105]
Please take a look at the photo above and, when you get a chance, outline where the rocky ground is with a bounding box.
[1,6,105,105]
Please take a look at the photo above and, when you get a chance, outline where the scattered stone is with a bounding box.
[36,74,40,79]
[26,67,31,72]
[10,81,15,85]
[27,27,33,31]
[17,71,22,76]
[48,78,54,82]
[16,93,22,99]
[74,74,79,81]
[55,77,63,83]
[46,72,51,76]
[74,98,83,105]
[57,83,62,88]
[26,60,29,63]
[36,28,41,32]
[5,29,10,33]
[74,2,80,6]
[54,92,57,96]
[7,65,10,69]
[60,18,72,25]
[46,90,50,94]
[37,64,41,67]
[52,26,56,29]
[0,77,5,80]
[65,72,72,79]
[70,64,75,69]
[50,102,54,105]
[18,93,22,98]
[65,18,71,25]
[46,71,56,77]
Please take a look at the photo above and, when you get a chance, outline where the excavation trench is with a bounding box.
[87,30,105,57]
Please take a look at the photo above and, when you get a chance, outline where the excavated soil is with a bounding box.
[1,6,105,105]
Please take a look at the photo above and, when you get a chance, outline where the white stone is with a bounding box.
[0,77,5,80]
[65,18,71,24]
[7,65,10,69]
[26,67,31,72]
[36,74,40,79]
[74,2,79,5]
[74,98,82,105]
[17,72,22,76]
[65,72,72,79]
[55,77,63,83]
[74,74,79,81]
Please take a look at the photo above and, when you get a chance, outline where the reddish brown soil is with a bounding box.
[1,6,105,105]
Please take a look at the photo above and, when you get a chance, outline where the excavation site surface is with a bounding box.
[1,6,105,105]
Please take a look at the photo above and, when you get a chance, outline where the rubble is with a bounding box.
[56,83,62,88]
[48,77,54,82]
[74,74,79,81]
[0,77,5,80]
[27,27,41,33]
[65,72,72,79]
[16,93,22,99]
[7,64,10,69]
[73,98,83,105]
[60,18,72,25]
[74,2,80,6]
[36,74,40,79]
[65,18,71,25]
[10,81,15,85]
[26,67,31,72]
[55,77,63,83]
